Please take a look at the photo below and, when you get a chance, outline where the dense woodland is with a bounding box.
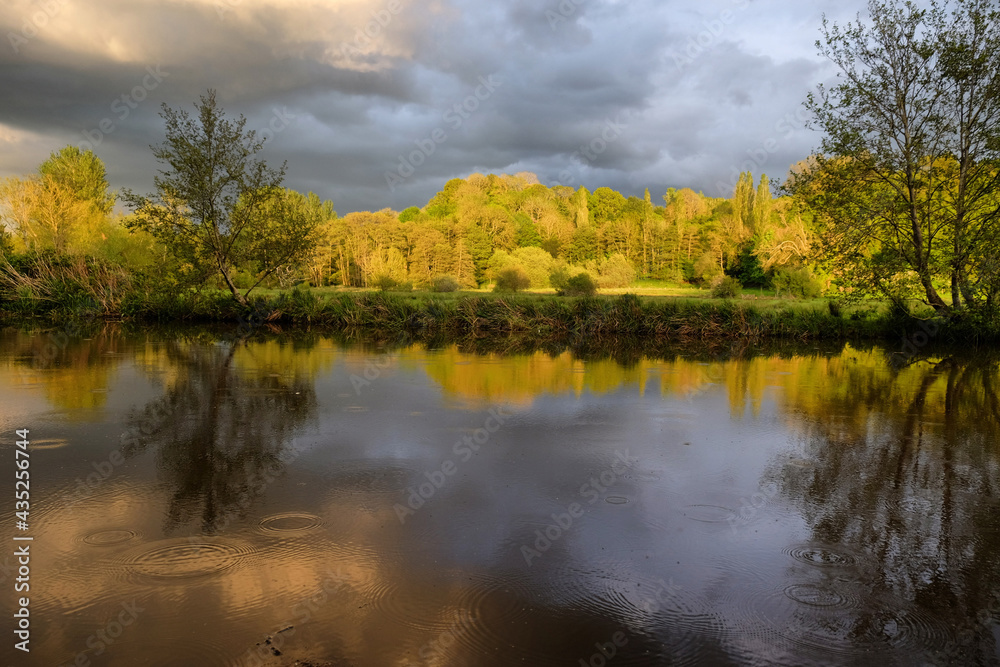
[0,146,820,297]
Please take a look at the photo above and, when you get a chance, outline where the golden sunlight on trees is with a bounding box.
[122,90,322,305]
[794,0,1000,316]
[0,147,114,255]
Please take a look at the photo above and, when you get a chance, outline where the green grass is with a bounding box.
[5,279,992,342]
[137,288,887,340]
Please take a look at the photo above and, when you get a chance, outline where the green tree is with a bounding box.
[796,0,1000,315]
[511,246,555,288]
[731,171,755,237]
[727,247,769,288]
[750,174,772,239]
[463,223,494,285]
[38,146,115,216]
[513,212,542,247]
[565,225,599,264]
[0,174,96,253]
[398,206,421,223]
[123,91,319,305]
[0,147,116,255]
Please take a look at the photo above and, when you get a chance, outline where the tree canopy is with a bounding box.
[792,0,1000,317]
[122,90,324,305]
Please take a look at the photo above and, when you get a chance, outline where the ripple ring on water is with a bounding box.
[114,538,257,581]
[82,529,140,547]
[786,544,859,567]
[257,512,324,536]
[683,504,736,523]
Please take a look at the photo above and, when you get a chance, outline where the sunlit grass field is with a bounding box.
[247,283,886,319]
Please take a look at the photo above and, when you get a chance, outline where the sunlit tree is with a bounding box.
[122,90,320,305]
[795,0,1000,315]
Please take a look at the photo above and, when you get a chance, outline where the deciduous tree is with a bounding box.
[794,0,1000,315]
[122,90,319,305]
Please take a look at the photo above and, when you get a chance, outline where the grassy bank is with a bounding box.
[4,283,991,343]
[1,255,996,342]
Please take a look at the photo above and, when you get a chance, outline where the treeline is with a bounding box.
[293,171,818,292]
[0,146,823,297]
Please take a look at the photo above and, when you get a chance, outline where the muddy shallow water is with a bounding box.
[1,327,998,666]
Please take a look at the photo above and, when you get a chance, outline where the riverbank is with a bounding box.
[3,287,993,344]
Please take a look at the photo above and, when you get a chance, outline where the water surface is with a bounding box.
[1,327,998,666]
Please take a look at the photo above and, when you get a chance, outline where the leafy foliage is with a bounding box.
[558,272,597,296]
[773,266,823,298]
[494,266,531,293]
[794,0,1000,317]
[121,90,321,305]
[432,275,460,292]
[711,275,742,299]
[727,248,769,288]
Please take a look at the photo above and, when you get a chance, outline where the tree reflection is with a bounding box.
[772,351,1000,664]
[1,325,119,413]
[123,338,317,534]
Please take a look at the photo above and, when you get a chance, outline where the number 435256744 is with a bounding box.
[15,429,30,523]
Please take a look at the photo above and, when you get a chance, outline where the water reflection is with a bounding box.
[767,351,1000,665]
[1,326,121,413]
[122,337,319,533]
[1,326,998,666]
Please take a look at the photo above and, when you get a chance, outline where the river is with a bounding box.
[1,326,998,666]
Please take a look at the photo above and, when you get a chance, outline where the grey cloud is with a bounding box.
[0,0,844,213]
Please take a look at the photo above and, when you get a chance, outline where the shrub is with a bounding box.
[773,267,822,298]
[432,275,459,292]
[597,253,636,288]
[549,264,570,291]
[494,266,531,293]
[711,275,742,299]
[828,299,843,318]
[558,272,597,297]
[373,274,397,292]
[689,252,723,285]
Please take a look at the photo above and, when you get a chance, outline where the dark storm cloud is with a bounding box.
[0,0,857,214]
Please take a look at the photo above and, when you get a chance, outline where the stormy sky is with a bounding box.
[0,0,857,214]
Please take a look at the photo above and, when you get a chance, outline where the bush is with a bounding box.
[432,275,460,293]
[773,267,822,298]
[689,252,722,285]
[494,266,531,293]
[373,274,397,292]
[558,272,597,296]
[828,299,843,318]
[711,275,742,299]
[597,253,636,288]
[549,264,570,291]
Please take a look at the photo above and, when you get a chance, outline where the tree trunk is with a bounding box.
[951,270,962,311]
[217,256,247,307]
